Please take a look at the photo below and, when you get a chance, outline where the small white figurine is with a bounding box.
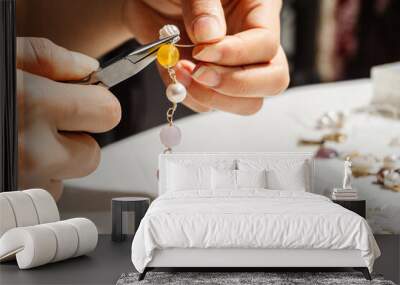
[343,157,353,190]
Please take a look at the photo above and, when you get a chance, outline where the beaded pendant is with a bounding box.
[157,25,193,153]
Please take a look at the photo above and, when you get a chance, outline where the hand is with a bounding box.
[124,0,289,115]
[17,37,121,200]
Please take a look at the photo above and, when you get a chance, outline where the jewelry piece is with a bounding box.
[383,154,400,170]
[382,169,400,192]
[157,25,193,153]
[350,154,381,177]
[314,146,339,159]
[376,167,391,185]
[316,111,347,130]
[298,132,347,146]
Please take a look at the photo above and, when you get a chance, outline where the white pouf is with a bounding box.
[64,218,98,257]
[1,191,39,227]
[24,189,59,224]
[42,221,79,262]
[0,196,17,237]
[0,190,97,269]
[0,189,60,237]
[0,218,98,269]
[0,225,57,269]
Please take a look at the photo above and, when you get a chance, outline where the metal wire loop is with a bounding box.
[166,103,177,125]
[163,148,172,154]
[168,68,177,83]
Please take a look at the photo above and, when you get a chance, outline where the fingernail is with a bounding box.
[72,51,99,71]
[193,16,224,43]
[192,65,220,87]
[175,65,192,87]
[193,45,222,62]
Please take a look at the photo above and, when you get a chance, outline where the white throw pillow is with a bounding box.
[211,168,237,190]
[238,159,309,191]
[236,169,268,189]
[167,163,212,191]
[267,167,306,191]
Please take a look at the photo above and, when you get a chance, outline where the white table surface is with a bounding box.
[60,79,400,234]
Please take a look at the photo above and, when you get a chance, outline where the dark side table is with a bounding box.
[332,199,366,218]
[112,197,150,242]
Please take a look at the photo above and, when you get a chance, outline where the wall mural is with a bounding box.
[309,108,400,235]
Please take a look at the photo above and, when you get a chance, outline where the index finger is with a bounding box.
[17,37,99,81]
[192,0,281,65]
[193,28,278,66]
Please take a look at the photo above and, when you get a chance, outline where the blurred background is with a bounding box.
[88,0,400,146]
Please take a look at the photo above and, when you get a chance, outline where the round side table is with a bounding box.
[111,197,150,242]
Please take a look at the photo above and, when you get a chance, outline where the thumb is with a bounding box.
[16,37,99,81]
[182,0,226,44]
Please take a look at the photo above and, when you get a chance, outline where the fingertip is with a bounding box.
[241,98,264,116]
[101,90,122,130]
[192,15,225,43]
[71,51,99,73]
[87,85,122,131]
[272,66,290,95]
[175,63,193,88]
[175,60,198,88]
[176,60,196,71]
[83,135,101,176]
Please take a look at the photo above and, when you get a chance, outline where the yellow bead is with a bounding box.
[157,44,180,68]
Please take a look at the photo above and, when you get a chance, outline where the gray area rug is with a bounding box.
[116,272,396,285]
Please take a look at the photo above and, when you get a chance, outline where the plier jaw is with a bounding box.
[73,35,179,88]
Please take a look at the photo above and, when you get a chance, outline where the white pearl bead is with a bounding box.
[160,125,181,148]
[166,83,187,103]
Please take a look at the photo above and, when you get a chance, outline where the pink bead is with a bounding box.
[160,125,181,148]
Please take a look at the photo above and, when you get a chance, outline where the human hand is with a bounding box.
[124,0,289,115]
[17,37,121,200]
